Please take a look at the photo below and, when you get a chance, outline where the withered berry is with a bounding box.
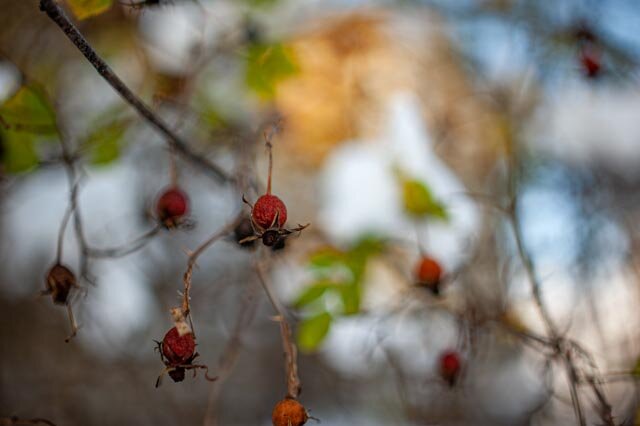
[272,398,308,426]
[156,187,189,228]
[162,326,195,366]
[262,229,282,247]
[45,263,77,305]
[415,256,443,294]
[439,350,461,386]
[252,194,288,230]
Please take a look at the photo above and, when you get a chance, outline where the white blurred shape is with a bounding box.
[319,92,480,270]
[82,262,153,356]
[138,1,239,76]
[532,83,640,177]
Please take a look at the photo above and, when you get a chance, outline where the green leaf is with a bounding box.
[0,130,39,174]
[294,283,331,309]
[338,284,360,315]
[401,178,448,220]
[66,0,114,20]
[297,312,332,352]
[83,121,126,166]
[0,84,57,135]
[308,247,345,269]
[245,42,298,99]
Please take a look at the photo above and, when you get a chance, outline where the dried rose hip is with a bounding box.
[162,326,195,365]
[44,263,77,305]
[252,194,288,230]
[272,398,308,426]
[154,325,217,387]
[239,129,308,247]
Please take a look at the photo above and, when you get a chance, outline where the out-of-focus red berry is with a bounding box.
[439,350,461,386]
[156,187,189,226]
[415,256,443,293]
[581,48,601,78]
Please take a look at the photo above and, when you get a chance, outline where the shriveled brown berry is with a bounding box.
[252,194,287,230]
[162,326,195,366]
[272,398,308,426]
[45,264,77,305]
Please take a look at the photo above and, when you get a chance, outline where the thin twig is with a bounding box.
[181,214,243,320]
[203,282,259,426]
[255,255,301,399]
[86,224,162,258]
[39,0,231,184]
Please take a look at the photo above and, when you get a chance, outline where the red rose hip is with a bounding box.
[272,398,308,426]
[156,187,189,227]
[439,350,461,386]
[162,326,195,366]
[252,194,287,230]
[415,256,443,294]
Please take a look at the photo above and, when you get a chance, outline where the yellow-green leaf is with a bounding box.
[0,84,57,135]
[1,130,39,174]
[66,0,113,20]
[294,283,332,309]
[401,178,448,220]
[297,312,331,352]
[338,284,360,315]
[245,42,298,99]
[83,122,127,166]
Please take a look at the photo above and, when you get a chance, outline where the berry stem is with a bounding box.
[65,304,78,343]
[169,145,179,187]
[265,135,273,195]
[55,203,74,265]
[262,120,282,196]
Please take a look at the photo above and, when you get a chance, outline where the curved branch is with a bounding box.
[39,0,231,184]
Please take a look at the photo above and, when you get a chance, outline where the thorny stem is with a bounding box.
[255,256,301,399]
[39,0,231,184]
[181,214,244,323]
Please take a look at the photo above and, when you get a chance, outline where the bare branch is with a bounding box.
[39,0,231,184]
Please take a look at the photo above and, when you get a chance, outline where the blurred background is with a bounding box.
[1,0,640,425]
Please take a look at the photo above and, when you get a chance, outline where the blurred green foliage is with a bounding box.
[0,83,59,174]
[245,42,299,99]
[67,0,113,19]
[67,0,114,20]
[295,236,385,352]
[400,177,448,220]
